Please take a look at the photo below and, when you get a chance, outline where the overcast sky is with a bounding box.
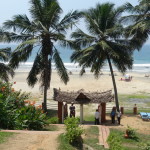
[0,0,149,44]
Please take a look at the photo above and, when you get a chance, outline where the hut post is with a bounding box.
[62,102,64,123]
[101,103,106,122]
[80,104,83,124]
[58,102,63,123]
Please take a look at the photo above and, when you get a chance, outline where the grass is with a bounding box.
[84,126,105,150]
[118,94,150,106]
[58,134,76,150]
[0,132,14,144]
[58,126,105,150]
[43,125,58,131]
[108,128,150,150]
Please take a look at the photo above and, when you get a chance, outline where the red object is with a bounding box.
[14,82,16,84]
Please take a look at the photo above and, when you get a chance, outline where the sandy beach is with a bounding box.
[10,71,150,99]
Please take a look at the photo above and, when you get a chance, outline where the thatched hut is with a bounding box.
[53,88,114,123]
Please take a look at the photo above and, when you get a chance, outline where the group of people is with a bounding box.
[64,102,76,119]
[110,108,121,125]
[66,103,122,125]
[95,107,122,125]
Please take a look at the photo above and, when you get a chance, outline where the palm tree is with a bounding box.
[0,48,14,81]
[121,0,150,49]
[0,0,81,112]
[70,3,134,112]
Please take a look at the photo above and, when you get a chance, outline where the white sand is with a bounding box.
[10,71,150,100]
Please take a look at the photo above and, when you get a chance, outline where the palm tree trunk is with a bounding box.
[107,55,120,112]
[43,55,49,112]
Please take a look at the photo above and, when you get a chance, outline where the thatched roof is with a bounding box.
[53,88,114,104]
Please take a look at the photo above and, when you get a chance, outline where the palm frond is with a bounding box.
[3,14,34,33]
[0,63,14,82]
[0,47,11,61]
[9,44,34,69]
[56,10,82,32]
[27,53,43,87]
[53,49,69,84]
[71,29,96,48]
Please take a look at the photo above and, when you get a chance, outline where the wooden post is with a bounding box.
[120,107,124,114]
[80,104,83,124]
[62,103,64,123]
[58,102,63,123]
[133,106,137,114]
[101,103,106,123]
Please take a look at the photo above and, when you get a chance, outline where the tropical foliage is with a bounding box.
[0,48,14,81]
[64,117,83,144]
[0,81,47,130]
[0,0,81,111]
[70,3,134,111]
[122,0,150,49]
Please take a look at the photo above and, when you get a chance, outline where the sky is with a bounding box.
[0,0,149,44]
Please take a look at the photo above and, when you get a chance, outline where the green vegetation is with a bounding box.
[58,134,76,150]
[0,81,47,130]
[125,126,139,141]
[84,126,105,150]
[64,117,83,144]
[108,129,150,150]
[71,2,134,112]
[0,132,14,144]
[0,0,81,112]
[58,126,104,150]
[0,48,14,82]
[46,117,59,124]
[58,117,83,150]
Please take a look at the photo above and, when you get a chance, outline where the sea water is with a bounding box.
[0,44,150,73]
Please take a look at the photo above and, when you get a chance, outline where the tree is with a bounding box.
[70,3,134,112]
[0,48,14,82]
[121,0,150,49]
[0,0,81,112]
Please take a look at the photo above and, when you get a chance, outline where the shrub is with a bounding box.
[107,132,123,150]
[0,81,47,130]
[126,126,139,140]
[47,117,59,124]
[64,117,83,144]
[139,142,150,150]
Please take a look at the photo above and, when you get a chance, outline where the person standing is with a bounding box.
[117,111,121,125]
[95,109,100,125]
[69,102,75,117]
[110,109,116,124]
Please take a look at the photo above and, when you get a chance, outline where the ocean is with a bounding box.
[0,44,150,73]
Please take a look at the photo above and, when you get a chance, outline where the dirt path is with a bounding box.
[0,130,63,150]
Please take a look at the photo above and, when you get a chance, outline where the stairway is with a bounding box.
[99,125,110,149]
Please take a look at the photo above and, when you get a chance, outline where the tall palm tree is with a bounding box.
[121,0,150,49]
[0,48,14,81]
[0,0,81,112]
[70,3,134,112]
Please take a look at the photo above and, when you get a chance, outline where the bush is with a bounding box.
[139,142,150,150]
[64,117,83,144]
[0,81,47,130]
[107,132,123,150]
[126,126,139,140]
[47,117,59,124]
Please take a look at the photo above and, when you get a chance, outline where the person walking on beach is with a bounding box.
[69,102,75,117]
[95,109,100,125]
[110,109,116,124]
[117,111,121,125]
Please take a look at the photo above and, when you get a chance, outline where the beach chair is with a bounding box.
[147,113,150,119]
[140,112,149,120]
